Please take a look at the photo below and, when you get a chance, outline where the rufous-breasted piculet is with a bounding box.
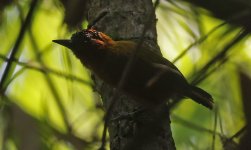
[53,28,213,109]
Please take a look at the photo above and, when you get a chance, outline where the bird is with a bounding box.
[53,28,213,109]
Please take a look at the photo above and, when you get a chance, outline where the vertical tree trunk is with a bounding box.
[86,0,176,149]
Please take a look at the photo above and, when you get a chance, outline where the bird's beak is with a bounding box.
[53,40,73,49]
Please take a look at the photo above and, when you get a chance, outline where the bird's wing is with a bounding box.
[114,40,185,78]
[138,45,186,78]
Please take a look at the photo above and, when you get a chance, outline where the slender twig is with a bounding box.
[221,125,247,148]
[218,110,224,135]
[172,5,251,64]
[212,107,218,150]
[0,0,38,89]
[88,11,108,29]
[172,114,221,135]
[169,30,248,109]
[191,29,248,85]
[228,125,247,141]
[15,3,72,132]
[172,22,226,63]
[192,57,228,85]
[31,43,72,132]
[0,54,92,88]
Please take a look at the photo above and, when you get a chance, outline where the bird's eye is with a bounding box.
[91,31,101,40]
[71,32,85,42]
[71,30,92,43]
[71,29,102,44]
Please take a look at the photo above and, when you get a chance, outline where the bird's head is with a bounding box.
[53,28,115,50]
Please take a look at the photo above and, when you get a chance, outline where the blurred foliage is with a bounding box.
[57,0,87,28]
[0,0,250,150]
[181,0,251,32]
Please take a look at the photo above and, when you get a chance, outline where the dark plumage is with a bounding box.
[53,28,213,109]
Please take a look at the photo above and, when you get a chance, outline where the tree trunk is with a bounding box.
[86,0,176,149]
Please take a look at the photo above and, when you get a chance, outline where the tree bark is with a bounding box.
[86,0,176,149]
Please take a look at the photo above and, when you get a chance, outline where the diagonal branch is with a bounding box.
[191,29,248,85]
[0,0,38,89]
[0,54,92,89]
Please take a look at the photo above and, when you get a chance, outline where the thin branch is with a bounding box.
[192,56,228,85]
[0,0,38,89]
[172,114,221,135]
[218,110,224,135]
[0,54,92,88]
[169,30,248,110]
[212,107,218,150]
[16,4,71,133]
[191,29,248,85]
[221,125,247,149]
[172,22,226,63]
[228,125,247,141]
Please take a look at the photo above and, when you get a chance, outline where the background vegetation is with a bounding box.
[0,0,250,149]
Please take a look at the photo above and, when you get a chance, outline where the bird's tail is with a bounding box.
[186,86,214,109]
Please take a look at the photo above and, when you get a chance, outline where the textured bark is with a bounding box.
[86,0,176,149]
